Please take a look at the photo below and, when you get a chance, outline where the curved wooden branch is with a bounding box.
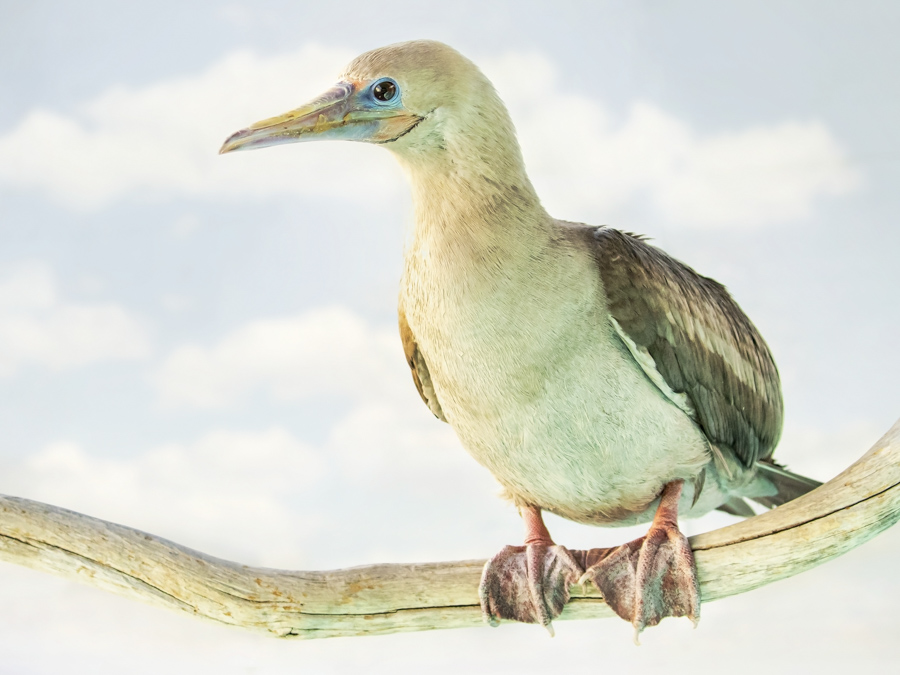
[2,418,899,639]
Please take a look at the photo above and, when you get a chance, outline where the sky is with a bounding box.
[1,1,899,672]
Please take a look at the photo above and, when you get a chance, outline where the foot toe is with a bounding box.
[579,526,700,638]
[634,527,699,632]
[479,543,583,629]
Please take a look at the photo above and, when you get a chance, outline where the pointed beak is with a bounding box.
[219,81,422,154]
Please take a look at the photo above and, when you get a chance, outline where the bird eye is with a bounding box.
[372,78,398,103]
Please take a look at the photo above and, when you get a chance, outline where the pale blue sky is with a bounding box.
[1,1,899,673]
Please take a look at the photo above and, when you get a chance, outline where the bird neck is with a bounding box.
[396,135,552,262]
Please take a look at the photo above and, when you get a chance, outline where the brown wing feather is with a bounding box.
[398,307,446,422]
[590,227,783,467]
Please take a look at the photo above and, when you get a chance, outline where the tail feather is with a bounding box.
[750,460,822,509]
[716,497,756,517]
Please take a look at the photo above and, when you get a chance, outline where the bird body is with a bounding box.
[400,215,713,525]
[221,39,819,637]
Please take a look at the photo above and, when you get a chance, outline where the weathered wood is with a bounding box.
[1,418,898,638]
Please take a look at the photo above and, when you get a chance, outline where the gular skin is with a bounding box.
[221,39,820,634]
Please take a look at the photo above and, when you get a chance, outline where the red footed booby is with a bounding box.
[221,40,820,640]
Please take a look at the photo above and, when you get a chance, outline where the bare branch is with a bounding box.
[2,419,898,639]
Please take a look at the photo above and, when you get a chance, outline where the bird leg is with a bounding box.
[578,480,700,642]
[479,505,583,634]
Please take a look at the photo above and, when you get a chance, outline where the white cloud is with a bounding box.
[0,45,404,210]
[5,395,489,568]
[0,262,151,376]
[12,428,326,565]
[147,303,502,563]
[154,306,402,408]
[0,46,860,223]
[484,53,861,227]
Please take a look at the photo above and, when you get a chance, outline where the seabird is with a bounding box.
[220,40,820,640]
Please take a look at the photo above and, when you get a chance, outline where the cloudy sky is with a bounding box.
[1,1,899,672]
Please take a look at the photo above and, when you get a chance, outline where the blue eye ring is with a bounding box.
[371,78,399,104]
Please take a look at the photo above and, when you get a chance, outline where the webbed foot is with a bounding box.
[479,542,583,633]
[579,481,700,642]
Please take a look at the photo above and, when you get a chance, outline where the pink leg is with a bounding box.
[579,480,700,642]
[479,505,583,634]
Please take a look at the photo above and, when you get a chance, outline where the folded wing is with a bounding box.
[590,227,783,469]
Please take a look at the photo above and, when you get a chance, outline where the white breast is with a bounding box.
[400,228,712,526]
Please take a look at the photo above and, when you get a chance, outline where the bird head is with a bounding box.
[219,40,517,167]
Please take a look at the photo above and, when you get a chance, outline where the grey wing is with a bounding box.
[590,227,783,469]
[399,307,447,422]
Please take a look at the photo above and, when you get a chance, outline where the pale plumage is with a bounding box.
[221,39,820,639]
